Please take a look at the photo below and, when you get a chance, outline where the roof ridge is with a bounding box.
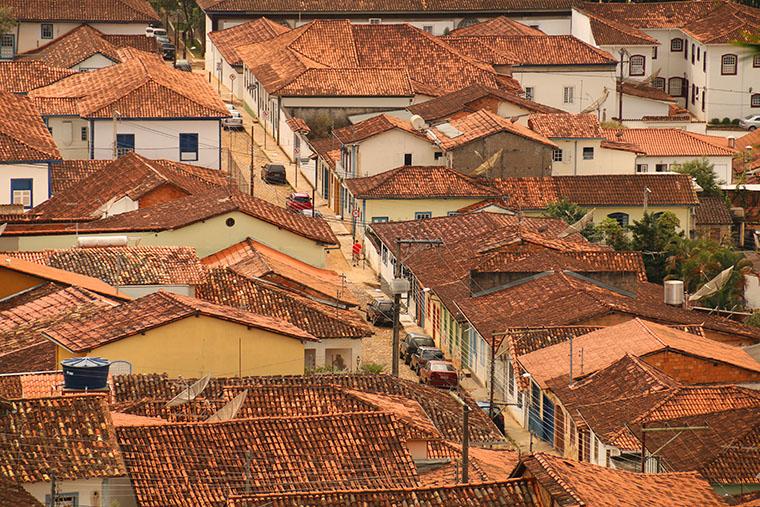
[531,454,586,506]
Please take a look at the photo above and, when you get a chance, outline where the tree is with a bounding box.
[595,218,632,250]
[0,6,17,35]
[666,238,751,310]
[543,199,599,242]
[673,158,723,196]
[630,212,683,283]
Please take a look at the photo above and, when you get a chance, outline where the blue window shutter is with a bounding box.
[179,133,199,161]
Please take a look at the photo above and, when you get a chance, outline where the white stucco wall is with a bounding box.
[92,118,222,169]
[350,129,441,178]
[511,68,616,117]
[73,53,118,71]
[509,15,571,35]
[550,139,637,175]
[14,22,148,54]
[635,155,733,183]
[0,162,50,207]
[620,95,672,121]
[47,117,90,160]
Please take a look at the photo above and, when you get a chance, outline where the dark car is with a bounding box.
[161,42,176,61]
[261,163,287,184]
[411,346,444,374]
[366,298,394,326]
[174,60,192,72]
[400,332,435,365]
[477,401,505,435]
[419,360,459,388]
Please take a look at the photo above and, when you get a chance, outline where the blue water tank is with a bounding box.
[61,357,111,390]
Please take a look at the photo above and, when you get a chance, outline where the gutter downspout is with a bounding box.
[573,140,578,176]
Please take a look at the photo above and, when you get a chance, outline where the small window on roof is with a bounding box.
[415,211,432,220]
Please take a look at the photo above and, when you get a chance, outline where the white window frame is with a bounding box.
[524,87,534,101]
[583,147,594,160]
[369,18,382,24]
[636,163,648,173]
[563,86,574,104]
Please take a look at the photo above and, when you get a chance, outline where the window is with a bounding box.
[372,216,389,223]
[629,55,645,76]
[0,34,14,59]
[668,77,684,97]
[41,23,53,39]
[703,51,707,72]
[671,38,683,52]
[404,153,412,165]
[721,54,737,75]
[81,126,88,142]
[116,133,135,157]
[697,46,700,61]
[447,211,459,216]
[552,149,563,162]
[524,87,534,101]
[652,46,657,60]
[652,77,665,90]
[656,163,668,172]
[691,84,696,105]
[563,86,574,104]
[369,18,382,24]
[415,211,432,220]
[179,133,199,161]
[691,43,695,64]
[607,212,629,227]
[636,163,648,173]
[754,55,760,68]
[423,25,433,33]
[702,89,706,112]
[752,94,760,108]
[45,493,78,507]
[10,179,32,208]
[582,147,594,160]
[683,40,688,60]
[434,151,443,160]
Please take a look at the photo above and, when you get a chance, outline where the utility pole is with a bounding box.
[174,9,179,66]
[244,450,253,493]
[618,48,627,121]
[390,238,443,376]
[488,336,496,421]
[49,473,56,507]
[249,127,255,197]
[462,402,470,483]
[312,157,317,212]
[111,110,119,159]
[643,187,652,214]
[569,334,573,384]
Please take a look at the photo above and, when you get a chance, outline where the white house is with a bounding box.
[0,0,158,58]
[28,52,229,168]
[0,89,61,208]
[572,1,760,122]
[603,128,737,183]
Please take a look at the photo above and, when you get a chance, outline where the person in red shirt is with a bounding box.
[352,240,362,266]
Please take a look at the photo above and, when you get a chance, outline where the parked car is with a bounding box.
[156,34,170,45]
[477,401,505,435]
[161,43,175,61]
[174,60,192,72]
[410,346,444,374]
[740,114,760,131]
[146,27,167,38]
[366,298,394,326]
[300,208,322,218]
[419,360,459,388]
[261,164,287,184]
[286,192,313,212]
[400,332,435,365]
[222,111,244,130]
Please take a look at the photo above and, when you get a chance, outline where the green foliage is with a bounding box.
[0,6,16,34]
[710,118,721,125]
[630,212,683,283]
[722,117,732,125]
[745,312,760,328]
[596,218,632,250]
[359,362,386,374]
[666,238,751,310]
[673,158,724,195]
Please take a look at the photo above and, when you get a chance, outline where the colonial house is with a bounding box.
[0,89,61,208]
[602,128,737,183]
[694,194,733,241]
[18,24,158,71]
[28,52,229,166]
[442,32,618,117]
[205,17,289,101]
[572,0,760,122]
[527,113,641,175]
[45,291,316,377]
[0,0,158,57]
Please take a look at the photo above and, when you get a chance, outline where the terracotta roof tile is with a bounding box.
[0,61,76,93]
[430,109,556,150]
[695,195,733,226]
[528,113,603,139]
[516,452,726,506]
[227,479,540,506]
[0,90,60,161]
[50,159,112,193]
[197,0,574,13]
[0,394,125,483]
[202,238,358,306]
[345,165,499,199]
[332,114,424,145]
[0,0,159,22]
[0,371,63,399]
[6,246,206,286]
[448,16,545,36]
[196,267,371,339]
[208,17,289,66]
[637,384,760,422]
[407,83,561,122]
[280,68,415,97]
[519,318,760,388]
[603,128,737,157]
[28,52,228,118]
[578,7,659,46]
[285,117,310,133]
[0,478,44,506]
[620,81,676,103]
[44,290,316,352]
[307,137,340,169]
[116,412,420,505]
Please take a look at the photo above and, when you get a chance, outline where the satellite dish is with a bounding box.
[688,266,734,302]
[409,114,427,131]
[642,68,661,85]
[205,389,247,422]
[581,89,609,114]
[558,208,595,238]
[0,223,6,237]
[165,374,211,408]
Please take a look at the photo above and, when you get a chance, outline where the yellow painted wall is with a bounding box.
[56,314,306,377]
[524,205,693,233]
[361,197,485,225]
[0,211,329,267]
[0,269,43,299]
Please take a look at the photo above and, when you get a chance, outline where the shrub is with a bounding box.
[710,118,721,125]
[722,117,732,125]
[359,362,386,374]
[731,118,740,125]
[746,312,760,328]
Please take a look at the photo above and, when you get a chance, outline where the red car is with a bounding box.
[286,192,313,212]
[419,360,459,389]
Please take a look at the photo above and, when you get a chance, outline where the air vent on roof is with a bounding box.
[664,280,684,306]
[436,123,462,139]
[61,357,110,391]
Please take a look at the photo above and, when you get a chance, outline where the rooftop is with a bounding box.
[448,16,545,36]
[695,195,733,226]
[603,128,736,157]
[0,0,159,22]
[620,81,676,103]
[0,61,75,94]
[208,17,289,66]
[528,113,603,139]
[197,0,575,14]
[576,7,659,46]
[0,90,60,162]
[28,51,228,119]
[43,290,316,352]
[332,114,424,145]
[50,159,112,193]
[345,165,500,199]
[429,109,556,150]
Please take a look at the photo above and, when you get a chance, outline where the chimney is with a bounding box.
[664,280,684,306]
[728,136,736,149]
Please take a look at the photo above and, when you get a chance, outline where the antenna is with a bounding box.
[205,389,247,422]
[558,208,595,238]
[688,266,734,302]
[0,223,6,237]
[165,374,211,408]
[580,88,609,114]
[409,114,427,131]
